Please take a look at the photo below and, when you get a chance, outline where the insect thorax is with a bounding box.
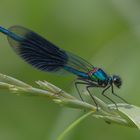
[88,67,108,82]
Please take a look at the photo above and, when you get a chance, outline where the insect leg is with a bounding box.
[86,85,99,110]
[111,85,129,104]
[101,86,118,109]
[74,81,89,102]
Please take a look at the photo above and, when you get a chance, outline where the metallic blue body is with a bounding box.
[94,69,108,81]
[64,66,89,78]
[0,26,23,41]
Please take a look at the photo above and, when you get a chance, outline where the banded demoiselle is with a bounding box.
[0,25,128,109]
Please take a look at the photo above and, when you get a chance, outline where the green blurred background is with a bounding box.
[0,0,140,139]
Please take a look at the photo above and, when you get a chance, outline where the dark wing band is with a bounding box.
[7,25,93,74]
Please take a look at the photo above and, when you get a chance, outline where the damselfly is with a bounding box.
[0,25,128,109]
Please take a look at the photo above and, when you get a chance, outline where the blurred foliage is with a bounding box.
[0,0,140,140]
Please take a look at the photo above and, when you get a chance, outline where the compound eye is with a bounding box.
[113,75,122,88]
